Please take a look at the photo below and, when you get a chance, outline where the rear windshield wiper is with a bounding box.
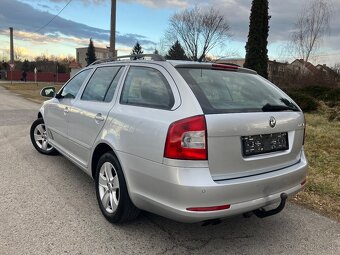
[262,103,299,112]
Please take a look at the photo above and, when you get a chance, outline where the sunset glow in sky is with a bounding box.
[0,0,339,65]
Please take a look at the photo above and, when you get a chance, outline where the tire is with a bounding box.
[95,152,140,223]
[30,118,58,155]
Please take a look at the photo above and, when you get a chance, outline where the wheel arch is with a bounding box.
[91,142,120,179]
[37,112,43,119]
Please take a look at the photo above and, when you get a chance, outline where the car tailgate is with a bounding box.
[206,112,305,180]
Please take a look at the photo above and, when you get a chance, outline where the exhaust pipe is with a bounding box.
[202,218,222,226]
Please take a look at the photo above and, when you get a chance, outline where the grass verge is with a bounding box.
[291,110,340,221]
[1,83,63,103]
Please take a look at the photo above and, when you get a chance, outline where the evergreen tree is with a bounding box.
[165,40,188,60]
[244,0,270,78]
[22,59,29,71]
[131,42,144,57]
[153,49,159,55]
[86,38,97,66]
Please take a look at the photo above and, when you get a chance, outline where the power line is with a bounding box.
[34,0,73,33]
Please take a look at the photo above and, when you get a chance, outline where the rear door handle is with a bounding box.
[95,113,105,122]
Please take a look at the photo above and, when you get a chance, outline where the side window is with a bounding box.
[81,66,123,102]
[61,69,91,99]
[120,67,174,110]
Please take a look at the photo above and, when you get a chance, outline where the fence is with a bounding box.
[5,71,70,83]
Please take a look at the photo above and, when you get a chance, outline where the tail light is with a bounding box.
[164,115,207,160]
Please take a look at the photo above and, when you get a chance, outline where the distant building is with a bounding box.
[290,59,319,75]
[268,60,289,84]
[316,64,340,82]
[69,61,82,78]
[76,47,115,68]
[216,58,290,85]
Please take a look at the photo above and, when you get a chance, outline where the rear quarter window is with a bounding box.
[120,66,175,110]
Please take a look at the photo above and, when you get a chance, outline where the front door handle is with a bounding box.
[95,113,105,122]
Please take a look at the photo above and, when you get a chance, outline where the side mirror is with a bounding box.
[40,87,56,98]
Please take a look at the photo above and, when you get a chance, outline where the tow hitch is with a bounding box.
[244,193,288,218]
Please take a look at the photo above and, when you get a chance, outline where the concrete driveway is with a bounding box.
[0,86,339,255]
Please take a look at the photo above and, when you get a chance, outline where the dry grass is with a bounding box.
[292,111,340,221]
[1,83,63,103]
[1,83,339,220]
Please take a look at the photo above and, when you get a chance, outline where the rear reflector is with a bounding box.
[301,179,307,186]
[186,204,231,212]
[212,63,238,71]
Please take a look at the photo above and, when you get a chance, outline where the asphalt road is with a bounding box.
[0,86,339,255]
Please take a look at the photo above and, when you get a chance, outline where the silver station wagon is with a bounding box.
[30,54,308,224]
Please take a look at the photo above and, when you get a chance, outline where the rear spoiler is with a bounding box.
[174,63,257,74]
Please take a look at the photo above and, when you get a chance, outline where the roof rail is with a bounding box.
[89,54,165,66]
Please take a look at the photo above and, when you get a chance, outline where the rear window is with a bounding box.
[177,68,299,114]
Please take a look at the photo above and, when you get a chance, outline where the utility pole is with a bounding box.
[9,27,14,84]
[9,27,14,64]
[110,0,116,57]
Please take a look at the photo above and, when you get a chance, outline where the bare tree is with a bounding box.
[290,0,332,63]
[333,63,340,75]
[166,6,231,62]
[14,48,24,61]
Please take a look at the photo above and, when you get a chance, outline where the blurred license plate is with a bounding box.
[241,132,289,156]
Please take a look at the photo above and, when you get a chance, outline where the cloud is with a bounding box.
[0,0,156,47]
[48,0,189,8]
[49,0,107,4]
[161,0,340,53]
[0,29,93,46]
[121,0,189,8]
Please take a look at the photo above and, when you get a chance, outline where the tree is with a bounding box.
[166,40,188,60]
[14,48,24,61]
[244,0,270,78]
[22,59,29,71]
[131,42,144,55]
[86,38,97,66]
[57,62,67,73]
[332,63,340,75]
[153,49,159,55]
[290,0,332,64]
[166,6,231,62]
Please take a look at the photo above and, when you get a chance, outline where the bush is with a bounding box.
[299,86,340,106]
[286,91,319,112]
[327,107,340,122]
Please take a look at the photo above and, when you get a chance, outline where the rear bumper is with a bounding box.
[118,150,308,223]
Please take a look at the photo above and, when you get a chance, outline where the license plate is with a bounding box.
[241,132,289,156]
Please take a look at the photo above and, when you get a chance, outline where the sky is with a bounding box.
[0,0,339,66]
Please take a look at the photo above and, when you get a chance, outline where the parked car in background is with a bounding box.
[30,54,307,224]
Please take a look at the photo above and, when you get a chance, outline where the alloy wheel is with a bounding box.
[33,124,53,152]
[98,162,120,214]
